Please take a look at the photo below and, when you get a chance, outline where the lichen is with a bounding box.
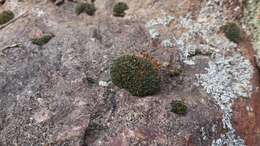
[161,39,173,48]
[145,1,251,144]
[244,0,260,67]
[145,15,175,39]
[197,53,253,146]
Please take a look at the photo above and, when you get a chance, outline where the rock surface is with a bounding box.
[0,0,259,146]
[244,0,260,68]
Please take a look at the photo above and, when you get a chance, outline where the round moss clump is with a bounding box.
[111,55,160,97]
[222,22,241,43]
[0,10,15,25]
[171,101,187,115]
[113,2,128,17]
[85,3,96,16]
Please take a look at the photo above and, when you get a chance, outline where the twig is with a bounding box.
[0,11,28,30]
[0,43,22,56]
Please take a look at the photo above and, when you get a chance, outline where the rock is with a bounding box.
[244,0,260,69]
[0,0,259,145]
[197,54,254,145]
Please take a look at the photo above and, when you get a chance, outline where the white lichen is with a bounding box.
[173,0,236,65]
[144,0,252,145]
[145,15,175,28]
[197,54,253,146]
[98,81,109,87]
[148,28,160,39]
[161,39,173,48]
[200,127,207,140]
[145,15,175,39]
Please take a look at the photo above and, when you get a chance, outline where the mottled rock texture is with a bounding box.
[244,0,260,68]
[0,0,259,146]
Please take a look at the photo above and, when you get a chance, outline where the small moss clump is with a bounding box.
[75,3,86,15]
[171,101,187,115]
[0,10,15,25]
[75,3,96,16]
[222,22,241,43]
[113,2,128,17]
[111,55,160,97]
[85,3,96,16]
[31,34,54,46]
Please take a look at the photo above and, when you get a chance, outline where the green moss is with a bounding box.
[171,101,187,115]
[113,2,128,17]
[31,34,54,46]
[75,3,96,16]
[85,3,96,16]
[222,22,241,43]
[111,55,160,97]
[75,3,86,15]
[0,10,15,25]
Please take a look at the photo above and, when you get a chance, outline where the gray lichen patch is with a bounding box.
[144,0,250,144]
[145,0,237,66]
[197,53,253,146]
[145,15,175,39]
[0,0,257,145]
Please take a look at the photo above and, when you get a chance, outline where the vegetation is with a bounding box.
[75,3,86,15]
[113,2,129,17]
[75,3,96,16]
[110,55,160,97]
[0,10,15,25]
[31,34,54,46]
[222,22,241,43]
[171,101,188,115]
[85,3,96,16]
